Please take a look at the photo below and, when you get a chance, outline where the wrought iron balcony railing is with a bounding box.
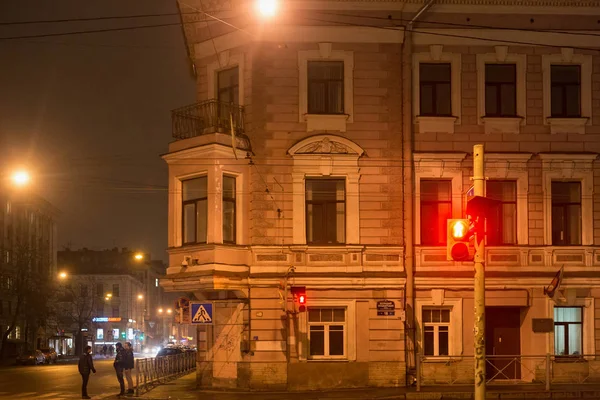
[171,99,246,141]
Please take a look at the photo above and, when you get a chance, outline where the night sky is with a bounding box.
[0,0,195,261]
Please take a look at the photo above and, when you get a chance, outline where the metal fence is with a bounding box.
[416,354,600,391]
[171,99,245,140]
[135,352,196,396]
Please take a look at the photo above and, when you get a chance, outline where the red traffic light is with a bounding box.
[447,219,473,261]
[299,294,306,304]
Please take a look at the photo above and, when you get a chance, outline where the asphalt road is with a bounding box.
[0,359,129,399]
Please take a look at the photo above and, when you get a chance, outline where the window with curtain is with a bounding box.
[486,180,517,245]
[307,61,344,115]
[305,179,345,244]
[420,180,452,245]
[419,63,452,116]
[551,182,581,245]
[308,307,346,359]
[485,64,517,116]
[554,307,582,356]
[223,175,236,244]
[551,65,581,118]
[182,176,208,245]
[423,308,450,356]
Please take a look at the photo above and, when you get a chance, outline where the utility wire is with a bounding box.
[316,10,600,38]
[0,22,182,41]
[2,9,599,39]
[1,9,598,52]
[298,15,600,52]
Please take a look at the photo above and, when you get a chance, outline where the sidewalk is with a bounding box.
[129,373,600,400]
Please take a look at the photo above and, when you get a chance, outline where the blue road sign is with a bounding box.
[190,302,213,324]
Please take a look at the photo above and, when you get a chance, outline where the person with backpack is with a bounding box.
[78,345,96,399]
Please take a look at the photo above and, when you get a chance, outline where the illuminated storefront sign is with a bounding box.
[92,317,122,322]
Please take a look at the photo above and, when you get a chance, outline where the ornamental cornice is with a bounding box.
[300,0,599,6]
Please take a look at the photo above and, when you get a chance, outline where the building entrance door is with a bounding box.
[485,307,521,380]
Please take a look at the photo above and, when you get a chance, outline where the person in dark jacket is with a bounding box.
[113,342,126,396]
[123,342,135,394]
[78,345,96,399]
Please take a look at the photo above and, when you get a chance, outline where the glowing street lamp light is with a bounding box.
[166,308,172,314]
[158,308,163,314]
[134,253,144,261]
[256,0,277,17]
[11,170,31,187]
[58,271,68,280]
[137,294,144,300]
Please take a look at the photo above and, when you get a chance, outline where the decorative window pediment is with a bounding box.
[288,135,364,157]
[288,135,364,245]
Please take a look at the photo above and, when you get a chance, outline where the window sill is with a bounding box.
[482,117,523,134]
[304,114,349,132]
[307,358,349,362]
[547,117,589,135]
[421,356,455,363]
[416,116,458,134]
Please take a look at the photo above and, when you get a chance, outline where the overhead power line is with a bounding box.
[0,8,598,52]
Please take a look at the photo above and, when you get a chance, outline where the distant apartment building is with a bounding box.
[0,192,59,356]
[161,0,600,391]
[57,248,177,351]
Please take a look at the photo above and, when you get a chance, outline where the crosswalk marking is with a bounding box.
[35,393,62,398]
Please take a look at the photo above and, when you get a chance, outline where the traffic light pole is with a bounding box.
[473,144,486,400]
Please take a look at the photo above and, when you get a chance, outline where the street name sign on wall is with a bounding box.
[191,302,213,324]
[377,300,396,316]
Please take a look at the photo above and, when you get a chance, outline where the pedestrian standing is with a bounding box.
[102,344,107,357]
[109,344,114,357]
[113,342,126,396]
[78,345,96,399]
[123,342,135,394]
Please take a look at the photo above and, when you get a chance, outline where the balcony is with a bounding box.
[171,99,251,150]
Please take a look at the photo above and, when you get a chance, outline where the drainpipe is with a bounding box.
[403,0,436,385]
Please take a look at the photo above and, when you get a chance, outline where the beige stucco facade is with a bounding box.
[162,0,600,390]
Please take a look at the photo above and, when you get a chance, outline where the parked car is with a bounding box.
[16,350,46,365]
[38,348,58,364]
[155,347,183,358]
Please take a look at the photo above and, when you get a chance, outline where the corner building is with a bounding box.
[162,0,407,390]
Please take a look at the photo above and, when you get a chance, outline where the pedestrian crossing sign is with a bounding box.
[191,302,213,324]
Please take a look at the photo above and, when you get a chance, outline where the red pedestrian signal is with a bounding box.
[447,219,473,261]
[291,286,306,311]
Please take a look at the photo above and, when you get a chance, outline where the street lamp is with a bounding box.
[105,293,113,301]
[166,309,172,314]
[11,170,31,187]
[256,0,277,17]
[137,294,144,300]
[158,308,163,314]
[58,271,68,280]
[134,253,144,261]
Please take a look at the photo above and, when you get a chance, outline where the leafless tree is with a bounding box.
[55,277,98,356]
[0,242,52,359]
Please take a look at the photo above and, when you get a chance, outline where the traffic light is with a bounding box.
[291,286,306,311]
[447,219,474,261]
